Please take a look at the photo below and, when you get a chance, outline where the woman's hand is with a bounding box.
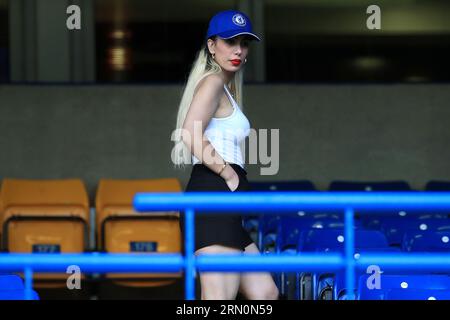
[219,164,240,192]
[225,172,240,192]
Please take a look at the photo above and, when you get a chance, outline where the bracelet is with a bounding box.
[218,162,228,176]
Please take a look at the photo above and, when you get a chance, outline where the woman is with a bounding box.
[172,10,279,300]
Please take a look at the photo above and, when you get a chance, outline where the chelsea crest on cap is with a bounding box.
[206,10,261,41]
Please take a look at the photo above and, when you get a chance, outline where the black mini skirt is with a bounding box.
[179,163,254,252]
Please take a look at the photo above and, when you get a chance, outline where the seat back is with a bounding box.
[403,231,450,252]
[385,288,450,300]
[358,274,450,300]
[250,180,316,192]
[0,179,89,287]
[276,216,344,252]
[329,180,419,244]
[329,180,412,192]
[298,229,389,252]
[381,217,450,246]
[95,178,182,287]
[426,181,450,191]
[250,180,317,250]
[0,274,24,290]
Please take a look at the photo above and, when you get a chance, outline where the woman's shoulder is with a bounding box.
[195,73,225,95]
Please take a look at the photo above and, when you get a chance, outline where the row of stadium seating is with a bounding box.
[1,178,449,299]
[245,180,450,250]
[242,180,450,300]
[253,213,450,253]
[0,178,183,291]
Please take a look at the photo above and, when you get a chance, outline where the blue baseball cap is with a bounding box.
[206,10,261,42]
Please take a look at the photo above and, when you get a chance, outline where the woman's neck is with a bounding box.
[220,70,234,87]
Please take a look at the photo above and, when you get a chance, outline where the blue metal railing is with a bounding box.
[1,191,450,300]
[133,191,450,300]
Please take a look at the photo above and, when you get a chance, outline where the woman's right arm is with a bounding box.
[181,74,239,191]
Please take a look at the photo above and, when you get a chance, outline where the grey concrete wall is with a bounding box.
[1,84,449,200]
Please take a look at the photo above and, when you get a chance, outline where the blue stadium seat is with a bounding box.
[297,229,389,252]
[426,181,450,191]
[385,288,450,300]
[260,213,345,253]
[250,180,316,192]
[274,216,343,299]
[297,229,389,300]
[328,180,412,192]
[328,181,419,245]
[358,274,450,300]
[332,247,401,300]
[381,217,450,247]
[245,180,318,299]
[259,214,282,253]
[0,274,24,290]
[276,216,344,253]
[242,216,259,244]
[402,231,450,252]
[362,211,447,230]
[424,181,450,224]
[0,274,40,300]
[248,180,317,251]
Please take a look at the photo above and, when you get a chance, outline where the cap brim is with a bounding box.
[217,31,261,42]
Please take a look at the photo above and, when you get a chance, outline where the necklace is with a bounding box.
[227,86,235,98]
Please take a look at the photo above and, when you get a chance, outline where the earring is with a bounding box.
[212,53,215,60]
[244,58,248,64]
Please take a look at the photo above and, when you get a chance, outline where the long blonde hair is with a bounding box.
[172,43,244,168]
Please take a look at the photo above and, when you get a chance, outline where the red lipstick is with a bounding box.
[230,59,241,66]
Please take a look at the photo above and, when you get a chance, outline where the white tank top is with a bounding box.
[192,84,251,168]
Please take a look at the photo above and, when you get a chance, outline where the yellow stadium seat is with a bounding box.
[0,179,90,288]
[95,178,182,287]
[0,194,3,249]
